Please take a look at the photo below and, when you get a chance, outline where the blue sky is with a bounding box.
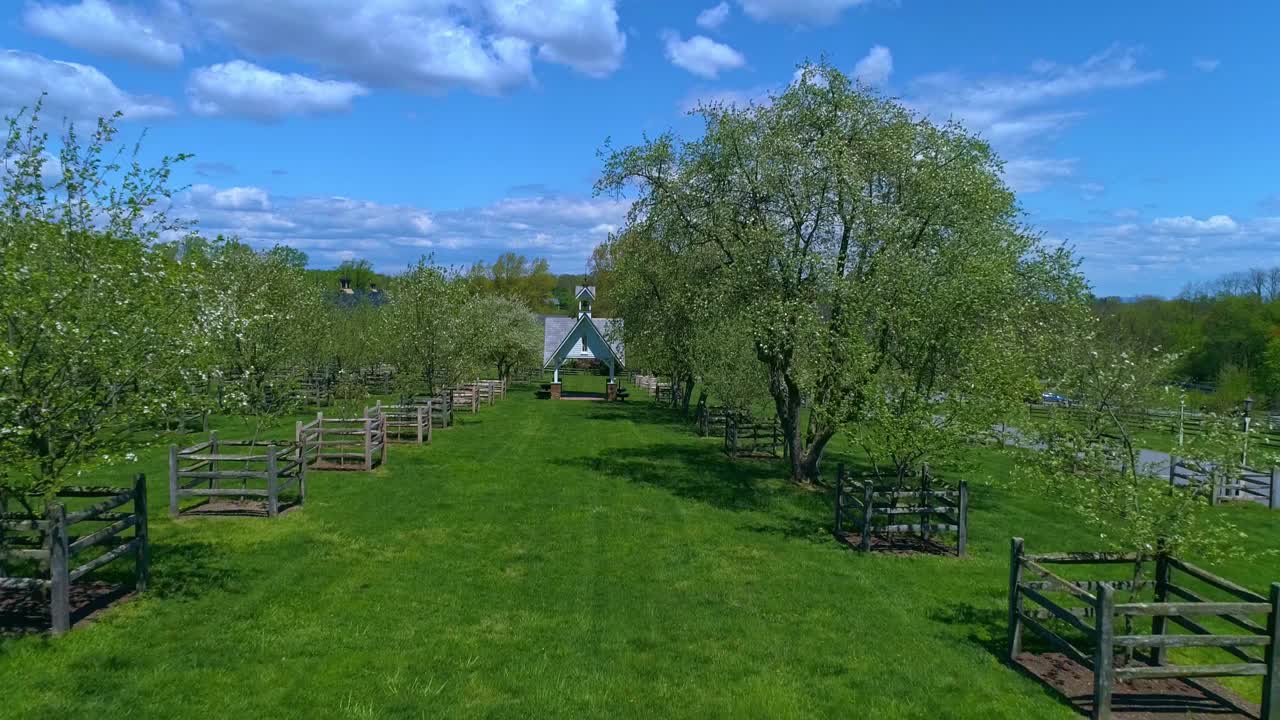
[1,1,1276,296]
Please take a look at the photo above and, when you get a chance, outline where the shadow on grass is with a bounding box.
[149,538,243,601]
[555,441,839,551]
[931,604,1261,719]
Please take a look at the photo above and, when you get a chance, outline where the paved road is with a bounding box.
[991,424,1268,506]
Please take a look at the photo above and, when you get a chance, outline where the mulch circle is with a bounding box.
[834,530,960,557]
[1015,652,1260,719]
[0,581,135,636]
[181,499,300,518]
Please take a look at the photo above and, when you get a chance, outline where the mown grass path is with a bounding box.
[3,378,1276,719]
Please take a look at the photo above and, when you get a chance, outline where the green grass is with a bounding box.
[2,375,1278,719]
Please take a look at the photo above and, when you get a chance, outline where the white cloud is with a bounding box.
[1040,213,1280,295]
[1002,157,1076,193]
[911,46,1161,194]
[679,84,774,112]
[911,46,1163,144]
[662,32,746,79]
[1080,182,1105,200]
[189,0,624,94]
[853,45,892,85]
[187,61,368,119]
[0,49,175,121]
[1192,57,1220,73]
[178,186,629,271]
[189,184,271,211]
[483,0,626,77]
[696,2,731,30]
[24,0,184,66]
[737,0,868,25]
[1151,215,1238,235]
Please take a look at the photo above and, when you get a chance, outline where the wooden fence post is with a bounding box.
[426,400,433,443]
[47,503,70,635]
[1262,582,1279,720]
[380,413,388,465]
[861,481,874,552]
[1270,467,1279,511]
[363,417,373,471]
[266,445,279,518]
[134,473,149,592]
[834,463,846,534]
[1151,553,1170,666]
[1008,537,1024,661]
[167,444,180,518]
[920,464,931,546]
[209,430,219,495]
[1092,584,1116,720]
[957,481,969,557]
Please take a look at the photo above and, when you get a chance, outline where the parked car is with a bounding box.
[1040,392,1070,405]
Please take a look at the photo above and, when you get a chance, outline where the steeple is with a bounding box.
[575,285,596,319]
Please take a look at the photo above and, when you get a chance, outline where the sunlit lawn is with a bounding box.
[2,375,1277,718]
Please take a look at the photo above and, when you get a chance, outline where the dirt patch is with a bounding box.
[180,499,300,518]
[1014,652,1260,719]
[0,581,135,635]
[834,530,961,557]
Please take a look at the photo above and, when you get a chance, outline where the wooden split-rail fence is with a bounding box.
[169,431,309,517]
[1169,458,1279,509]
[0,476,149,634]
[695,399,737,438]
[834,464,969,556]
[632,374,658,394]
[724,415,783,458]
[376,400,433,444]
[296,406,388,471]
[1028,402,1280,447]
[1008,538,1280,720]
[450,384,480,415]
[478,378,506,403]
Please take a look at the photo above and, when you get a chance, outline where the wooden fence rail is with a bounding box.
[169,432,308,517]
[724,415,783,458]
[834,464,969,556]
[1008,537,1280,720]
[296,406,387,471]
[376,400,433,444]
[450,383,480,415]
[695,399,739,438]
[1169,458,1279,509]
[1028,403,1280,446]
[0,476,149,634]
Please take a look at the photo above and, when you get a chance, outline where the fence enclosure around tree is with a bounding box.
[169,431,309,518]
[0,476,150,634]
[1168,458,1279,509]
[694,398,737,438]
[833,464,969,556]
[1008,538,1280,720]
[377,400,433,445]
[723,415,784,458]
[296,407,388,471]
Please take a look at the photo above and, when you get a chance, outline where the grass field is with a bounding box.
[2,375,1278,719]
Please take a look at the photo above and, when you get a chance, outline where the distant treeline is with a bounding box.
[1096,265,1280,409]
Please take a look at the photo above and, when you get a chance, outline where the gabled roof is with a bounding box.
[542,314,624,368]
[574,285,596,300]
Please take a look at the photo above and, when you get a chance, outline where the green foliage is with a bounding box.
[465,252,559,313]
[1022,328,1270,567]
[0,102,199,495]
[597,61,1086,482]
[199,238,326,422]
[461,293,542,382]
[380,257,472,395]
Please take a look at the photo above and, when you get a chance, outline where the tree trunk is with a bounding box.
[681,376,696,415]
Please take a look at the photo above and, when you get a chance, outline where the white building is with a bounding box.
[541,286,625,387]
